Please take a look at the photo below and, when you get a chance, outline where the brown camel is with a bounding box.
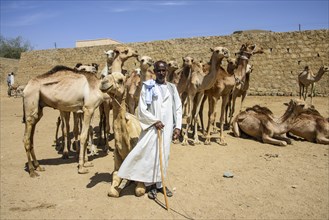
[232,99,308,146]
[100,71,144,198]
[298,65,329,105]
[166,60,179,82]
[288,106,329,144]
[181,47,230,145]
[126,55,154,114]
[22,46,138,177]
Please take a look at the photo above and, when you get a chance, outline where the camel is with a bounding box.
[125,55,154,114]
[100,70,145,198]
[203,43,263,146]
[287,106,329,144]
[22,46,138,177]
[298,65,329,105]
[166,60,179,82]
[181,47,229,145]
[228,43,264,126]
[232,99,308,146]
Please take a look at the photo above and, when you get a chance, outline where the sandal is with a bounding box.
[148,188,157,200]
[158,187,173,197]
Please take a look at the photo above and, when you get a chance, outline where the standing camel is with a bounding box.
[22,46,138,177]
[298,65,329,105]
[125,55,154,114]
[181,47,230,145]
[227,43,264,126]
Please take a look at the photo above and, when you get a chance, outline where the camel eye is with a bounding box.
[117,79,124,84]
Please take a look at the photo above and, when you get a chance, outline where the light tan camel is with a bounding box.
[298,65,329,105]
[22,46,138,177]
[126,55,154,114]
[100,71,145,198]
[287,107,329,144]
[204,43,263,146]
[232,99,308,146]
[227,43,264,126]
[181,47,230,145]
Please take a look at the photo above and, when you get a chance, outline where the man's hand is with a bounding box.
[173,128,180,140]
[154,121,164,130]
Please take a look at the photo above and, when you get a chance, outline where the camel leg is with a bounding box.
[108,149,124,197]
[135,182,146,197]
[216,95,229,146]
[299,83,303,100]
[54,115,61,146]
[204,96,217,145]
[274,134,292,145]
[23,108,44,177]
[72,112,80,152]
[191,93,203,145]
[262,134,287,146]
[61,111,71,159]
[304,86,309,101]
[310,83,315,105]
[78,108,94,174]
[228,92,238,128]
[232,119,240,137]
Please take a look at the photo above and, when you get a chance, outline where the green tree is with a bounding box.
[0,35,34,59]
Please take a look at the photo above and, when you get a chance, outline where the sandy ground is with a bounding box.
[1,85,328,220]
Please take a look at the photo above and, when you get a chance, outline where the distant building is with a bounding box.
[76,38,122,47]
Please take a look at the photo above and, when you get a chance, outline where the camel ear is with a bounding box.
[124,49,129,54]
[210,48,214,52]
[283,102,289,106]
[136,56,141,62]
[182,57,185,62]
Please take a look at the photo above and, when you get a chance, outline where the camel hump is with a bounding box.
[246,105,273,116]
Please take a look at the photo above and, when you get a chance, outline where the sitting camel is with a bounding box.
[232,99,308,146]
[298,65,329,105]
[100,70,144,197]
[22,46,138,177]
[125,55,154,114]
[287,106,329,144]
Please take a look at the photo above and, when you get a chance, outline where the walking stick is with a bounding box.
[157,129,169,210]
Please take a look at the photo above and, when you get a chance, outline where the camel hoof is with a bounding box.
[216,139,227,146]
[78,166,89,174]
[181,140,189,146]
[29,170,39,178]
[62,153,69,159]
[84,161,94,167]
[35,166,45,172]
[204,139,211,145]
[135,186,146,197]
[108,188,120,198]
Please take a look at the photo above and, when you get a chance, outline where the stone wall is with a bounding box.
[0,57,20,85]
[18,29,329,96]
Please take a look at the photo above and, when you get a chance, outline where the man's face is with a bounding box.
[155,67,167,84]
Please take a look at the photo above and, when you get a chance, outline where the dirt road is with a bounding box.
[1,87,328,219]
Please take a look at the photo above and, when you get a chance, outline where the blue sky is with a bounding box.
[1,0,328,50]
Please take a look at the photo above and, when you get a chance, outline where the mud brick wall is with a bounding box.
[17,29,329,96]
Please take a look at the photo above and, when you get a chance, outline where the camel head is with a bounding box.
[113,46,139,62]
[210,47,230,61]
[100,72,126,97]
[137,55,154,70]
[238,43,264,59]
[104,50,115,59]
[200,60,210,74]
[283,99,309,116]
[182,56,194,67]
[168,60,179,70]
[319,65,329,73]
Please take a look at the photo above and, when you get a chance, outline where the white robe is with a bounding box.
[118,81,182,184]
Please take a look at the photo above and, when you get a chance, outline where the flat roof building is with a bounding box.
[76,38,122,47]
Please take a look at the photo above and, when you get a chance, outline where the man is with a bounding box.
[118,60,182,199]
[7,73,11,96]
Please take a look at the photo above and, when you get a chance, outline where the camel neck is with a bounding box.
[111,59,124,73]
